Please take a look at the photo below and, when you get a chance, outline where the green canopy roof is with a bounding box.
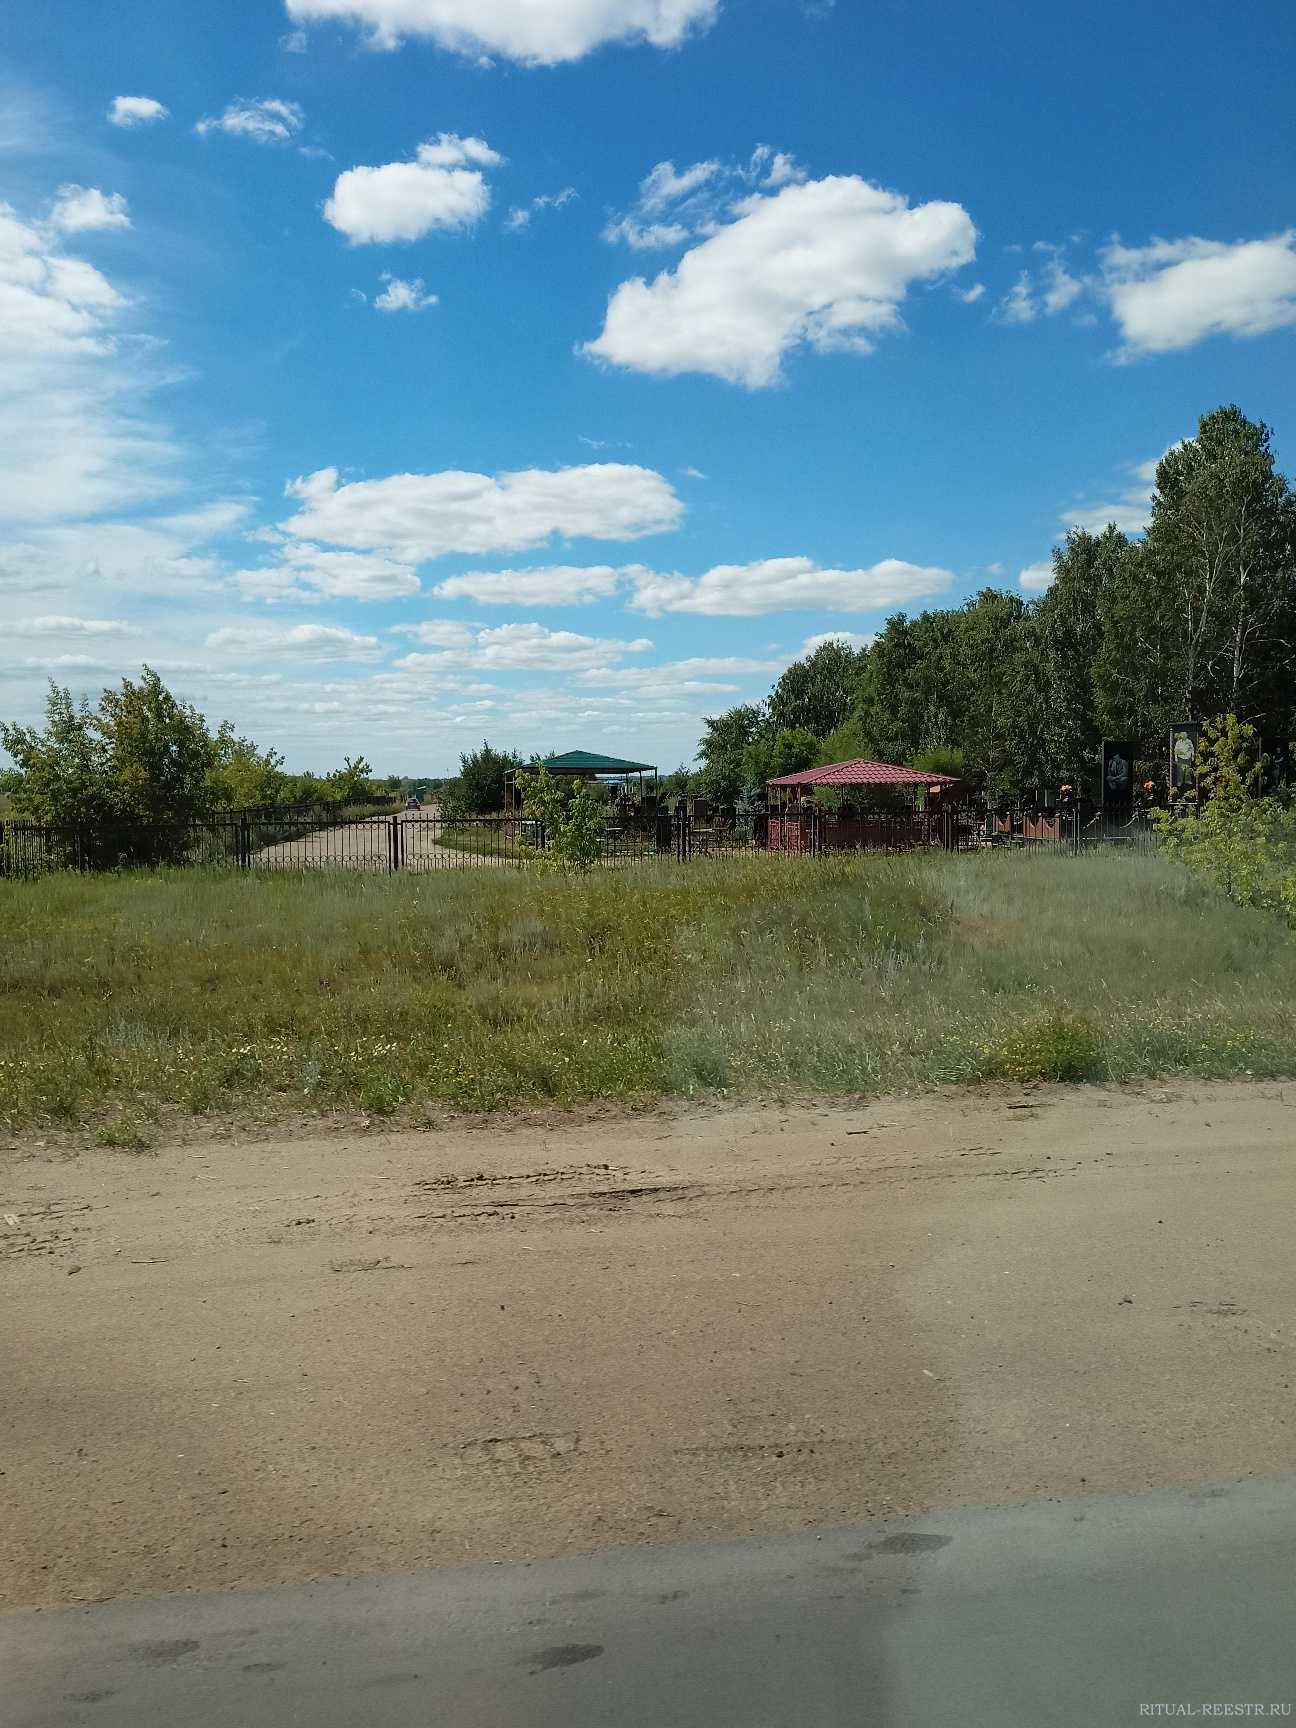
[538,750,657,775]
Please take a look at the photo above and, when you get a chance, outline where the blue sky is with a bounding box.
[2,0,1294,772]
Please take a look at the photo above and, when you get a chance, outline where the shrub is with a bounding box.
[1153,716,1296,920]
[456,741,522,815]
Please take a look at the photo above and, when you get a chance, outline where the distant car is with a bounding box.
[405,795,421,811]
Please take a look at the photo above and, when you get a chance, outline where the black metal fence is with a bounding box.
[0,799,1155,882]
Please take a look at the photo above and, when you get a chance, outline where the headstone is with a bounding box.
[1102,740,1134,813]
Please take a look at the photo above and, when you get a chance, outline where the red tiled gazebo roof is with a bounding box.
[767,758,960,789]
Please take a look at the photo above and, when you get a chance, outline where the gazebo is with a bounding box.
[766,758,962,853]
[504,750,658,812]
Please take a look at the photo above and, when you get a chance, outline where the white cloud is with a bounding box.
[601,150,791,251]
[801,630,874,653]
[282,0,718,63]
[324,134,500,244]
[108,96,169,128]
[957,281,986,304]
[575,654,781,696]
[995,271,1037,325]
[0,200,184,527]
[394,622,653,673]
[1041,259,1083,315]
[431,565,621,604]
[206,622,384,661]
[995,256,1089,324]
[1062,446,1175,534]
[374,273,438,311]
[602,216,690,251]
[280,462,683,560]
[625,555,954,616]
[759,150,804,190]
[8,615,137,637]
[0,507,246,604]
[585,174,976,386]
[1100,231,1296,356]
[639,158,721,210]
[281,27,309,51]
[232,541,420,602]
[196,98,305,144]
[1018,562,1054,593]
[391,620,476,648]
[505,186,577,232]
[48,186,132,233]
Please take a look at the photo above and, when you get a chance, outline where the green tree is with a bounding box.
[1102,407,1296,742]
[326,755,374,806]
[0,684,111,824]
[208,725,287,809]
[767,638,868,737]
[1,669,217,827]
[767,726,820,779]
[520,766,604,872]
[1034,526,1135,777]
[696,702,768,805]
[453,740,522,815]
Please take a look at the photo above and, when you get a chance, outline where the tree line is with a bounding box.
[697,405,1296,805]
[4,405,1291,827]
[0,668,387,826]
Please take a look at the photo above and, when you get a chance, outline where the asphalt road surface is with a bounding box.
[5,1477,1295,1727]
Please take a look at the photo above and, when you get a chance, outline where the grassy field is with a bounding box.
[1,850,1293,1134]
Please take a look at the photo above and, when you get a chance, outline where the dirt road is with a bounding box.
[4,1082,1294,1610]
[254,809,514,871]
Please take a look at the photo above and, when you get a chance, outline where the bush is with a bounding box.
[456,741,522,815]
[1153,716,1296,920]
[520,767,604,872]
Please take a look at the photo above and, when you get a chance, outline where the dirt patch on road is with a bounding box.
[3,1082,1295,1608]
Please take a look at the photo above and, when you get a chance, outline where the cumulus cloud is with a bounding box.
[1018,562,1054,593]
[195,98,305,143]
[1100,231,1296,356]
[231,540,420,602]
[280,462,683,561]
[48,186,132,233]
[8,615,137,637]
[108,96,169,128]
[625,555,954,616]
[282,0,718,63]
[585,174,976,386]
[324,134,500,244]
[373,273,438,311]
[957,282,986,304]
[431,565,621,605]
[393,621,653,673]
[206,622,384,661]
[391,620,475,648]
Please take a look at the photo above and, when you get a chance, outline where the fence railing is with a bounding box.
[0,801,1156,881]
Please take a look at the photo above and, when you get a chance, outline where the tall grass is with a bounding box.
[1,850,1292,1130]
